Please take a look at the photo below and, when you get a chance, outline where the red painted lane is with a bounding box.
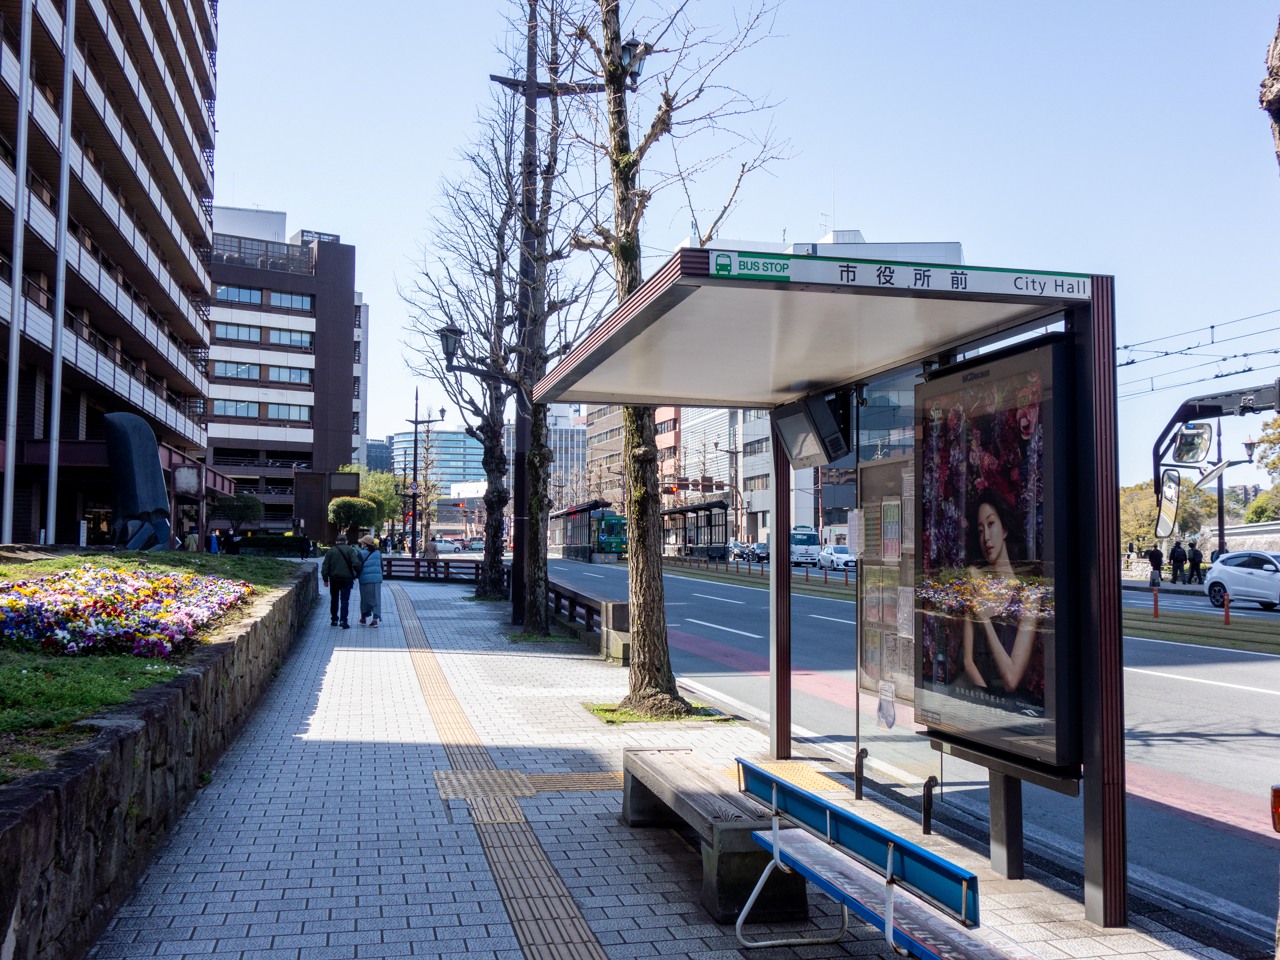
[668,626,1280,842]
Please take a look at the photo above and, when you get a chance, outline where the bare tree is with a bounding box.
[566,0,783,716]
[1263,15,1280,173]
[402,0,606,613]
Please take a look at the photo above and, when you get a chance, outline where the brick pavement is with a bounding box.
[87,580,1248,960]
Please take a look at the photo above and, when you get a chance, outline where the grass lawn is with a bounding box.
[0,550,297,785]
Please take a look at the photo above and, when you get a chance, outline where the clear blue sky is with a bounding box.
[213,1,1280,489]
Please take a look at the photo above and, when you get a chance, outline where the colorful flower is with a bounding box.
[0,565,254,658]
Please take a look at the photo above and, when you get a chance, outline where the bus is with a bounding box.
[790,525,821,566]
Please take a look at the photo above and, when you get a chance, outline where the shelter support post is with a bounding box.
[988,771,1024,879]
[1073,283,1128,927]
[769,428,792,758]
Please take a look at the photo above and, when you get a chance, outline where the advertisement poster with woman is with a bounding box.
[914,338,1076,768]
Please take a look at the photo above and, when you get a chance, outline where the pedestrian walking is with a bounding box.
[1170,540,1187,584]
[298,535,310,562]
[356,535,383,627]
[320,533,362,628]
[1147,545,1164,586]
[1188,543,1204,584]
[422,538,440,578]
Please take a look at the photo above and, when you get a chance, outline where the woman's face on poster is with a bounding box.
[976,502,1007,565]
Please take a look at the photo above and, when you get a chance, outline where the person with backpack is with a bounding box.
[321,533,362,628]
[356,535,384,627]
[1169,541,1187,584]
[1188,542,1204,584]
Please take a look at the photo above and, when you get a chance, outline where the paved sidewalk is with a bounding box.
[88,580,1246,960]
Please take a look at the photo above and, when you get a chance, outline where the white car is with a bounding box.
[1203,551,1280,610]
[817,544,857,571]
[429,536,462,553]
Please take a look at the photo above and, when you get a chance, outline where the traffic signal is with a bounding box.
[662,484,678,496]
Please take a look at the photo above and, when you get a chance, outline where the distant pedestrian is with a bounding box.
[1188,543,1204,584]
[298,535,310,561]
[1169,541,1187,584]
[208,531,220,554]
[321,533,362,628]
[422,538,440,577]
[1147,545,1164,586]
[357,535,383,627]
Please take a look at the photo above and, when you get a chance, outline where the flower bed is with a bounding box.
[0,565,254,658]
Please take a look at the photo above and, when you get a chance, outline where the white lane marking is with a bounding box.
[810,614,856,625]
[581,572,604,578]
[685,618,763,639]
[1124,634,1280,658]
[1124,667,1280,697]
[694,593,744,604]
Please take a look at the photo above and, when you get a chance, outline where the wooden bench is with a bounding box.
[736,758,1036,960]
[621,748,807,923]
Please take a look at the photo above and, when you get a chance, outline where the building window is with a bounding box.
[269,291,314,312]
[354,305,362,327]
[212,399,259,418]
[215,284,262,305]
[353,344,361,362]
[744,438,771,457]
[744,474,770,492]
[266,403,312,422]
[214,322,258,342]
[353,376,361,398]
[352,412,360,434]
[213,361,259,380]
[268,365,313,384]
[267,328,314,349]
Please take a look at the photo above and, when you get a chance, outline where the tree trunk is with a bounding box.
[524,400,551,633]
[477,403,510,600]
[1264,16,1280,172]
[599,0,691,717]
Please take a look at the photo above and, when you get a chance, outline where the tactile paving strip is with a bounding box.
[526,772,623,793]
[734,759,851,793]
[390,586,608,960]
[435,768,535,799]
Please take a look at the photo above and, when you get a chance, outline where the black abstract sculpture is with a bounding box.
[103,412,172,551]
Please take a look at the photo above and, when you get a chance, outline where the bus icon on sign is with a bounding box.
[714,252,732,276]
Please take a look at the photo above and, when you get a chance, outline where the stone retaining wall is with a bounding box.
[0,565,317,960]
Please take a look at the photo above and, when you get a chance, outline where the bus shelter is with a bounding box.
[532,246,1123,926]
[662,498,729,559]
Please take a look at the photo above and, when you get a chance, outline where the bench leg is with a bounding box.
[621,770,684,827]
[701,843,807,924]
[736,860,847,948]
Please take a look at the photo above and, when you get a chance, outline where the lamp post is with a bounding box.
[438,16,648,626]
[406,389,446,559]
[714,438,742,542]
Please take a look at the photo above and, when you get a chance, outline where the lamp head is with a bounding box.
[438,324,463,369]
[621,36,649,85]
[439,407,446,422]
[1244,437,1257,463]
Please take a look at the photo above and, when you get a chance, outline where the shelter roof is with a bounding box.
[533,248,1094,409]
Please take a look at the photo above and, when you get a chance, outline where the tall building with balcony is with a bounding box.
[206,206,366,533]
[0,0,226,544]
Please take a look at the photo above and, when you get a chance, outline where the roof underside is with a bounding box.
[534,248,1095,409]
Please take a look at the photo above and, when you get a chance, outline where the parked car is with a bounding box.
[748,541,770,563]
[727,539,751,560]
[465,537,485,551]
[429,536,462,553]
[1203,550,1280,609]
[817,544,856,571]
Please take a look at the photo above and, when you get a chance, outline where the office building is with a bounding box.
[206,206,366,533]
[365,436,393,473]
[0,0,229,544]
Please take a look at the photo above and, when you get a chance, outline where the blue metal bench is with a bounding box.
[736,758,1035,960]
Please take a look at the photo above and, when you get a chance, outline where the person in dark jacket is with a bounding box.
[1188,543,1204,584]
[1169,541,1187,584]
[321,533,362,628]
[1147,545,1164,586]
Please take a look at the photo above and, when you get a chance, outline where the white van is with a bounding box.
[789,525,821,566]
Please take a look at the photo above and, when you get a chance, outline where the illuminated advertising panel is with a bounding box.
[914,337,1079,770]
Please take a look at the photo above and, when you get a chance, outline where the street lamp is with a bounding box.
[1244,437,1257,463]
[714,438,742,542]
[406,388,445,559]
